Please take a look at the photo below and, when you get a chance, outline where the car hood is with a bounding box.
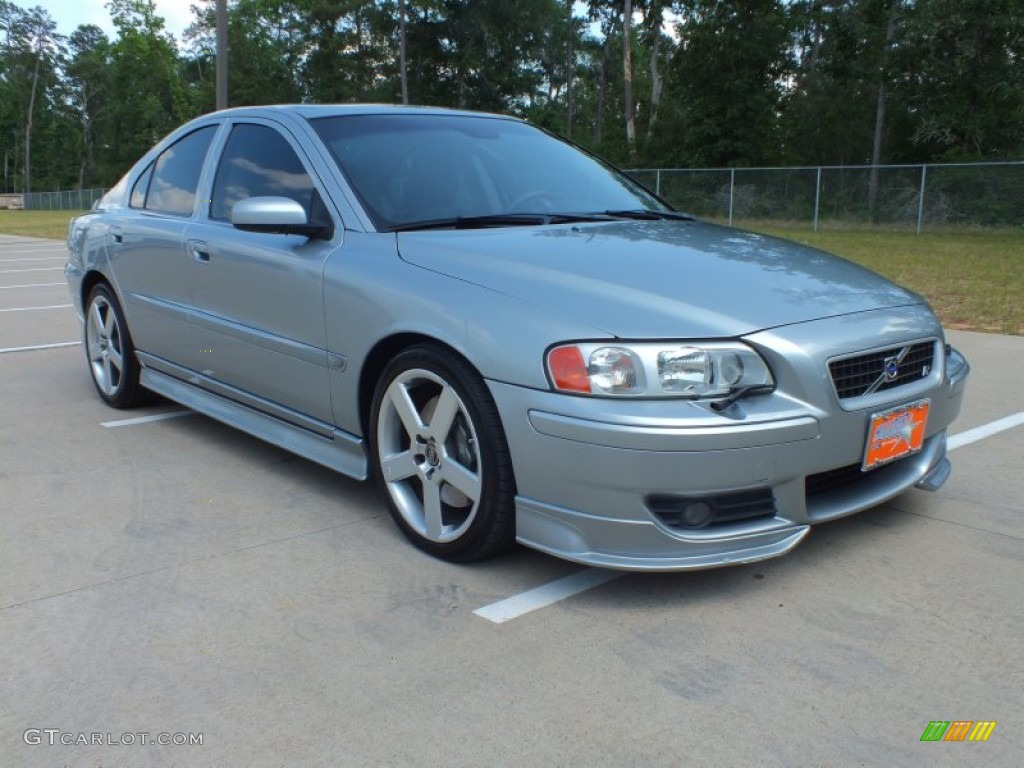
[396,220,923,338]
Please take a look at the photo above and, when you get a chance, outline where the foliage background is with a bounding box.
[1,0,1022,193]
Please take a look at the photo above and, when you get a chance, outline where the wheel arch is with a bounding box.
[80,269,112,310]
[358,332,472,439]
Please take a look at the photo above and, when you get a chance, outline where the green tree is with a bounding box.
[784,1,907,166]
[297,0,395,102]
[665,0,791,167]
[185,0,305,110]
[899,0,1024,159]
[66,25,112,187]
[0,3,65,192]
[103,0,189,178]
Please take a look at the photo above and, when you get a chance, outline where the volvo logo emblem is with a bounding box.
[863,345,913,396]
[883,356,900,381]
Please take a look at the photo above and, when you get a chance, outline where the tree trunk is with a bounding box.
[622,0,637,161]
[24,49,42,195]
[216,0,228,110]
[645,3,664,146]
[79,93,91,189]
[355,5,363,55]
[565,0,573,139]
[399,0,409,104]
[809,0,823,72]
[868,2,897,219]
[595,34,612,144]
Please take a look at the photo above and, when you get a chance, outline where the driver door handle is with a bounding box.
[188,240,211,263]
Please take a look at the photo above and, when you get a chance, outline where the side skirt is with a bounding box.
[139,365,368,482]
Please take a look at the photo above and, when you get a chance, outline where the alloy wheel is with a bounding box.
[375,368,483,543]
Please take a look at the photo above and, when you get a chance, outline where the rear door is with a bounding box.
[107,124,219,368]
[184,119,339,426]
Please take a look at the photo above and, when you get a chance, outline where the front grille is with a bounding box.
[648,489,776,530]
[828,341,934,400]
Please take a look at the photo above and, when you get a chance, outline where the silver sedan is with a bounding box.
[65,105,969,570]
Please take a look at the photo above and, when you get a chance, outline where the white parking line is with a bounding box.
[0,304,72,312]
[473,411,1024,624]
[0,282,64,289]
[473,569,624,624]
[0,257,65,263]
[0,245,64,251]
[0,267,64,273]
[0,341,81,354]
[947,411,1024,451]
[101,411,195,428]
[0,251,65,256]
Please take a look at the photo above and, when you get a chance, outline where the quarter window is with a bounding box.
[145,126,217,216]
[210,124,315,221]
[129,163,154,208]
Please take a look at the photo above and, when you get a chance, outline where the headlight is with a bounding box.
[546,341,774,398]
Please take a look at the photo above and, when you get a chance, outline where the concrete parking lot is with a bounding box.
[1,234,1021,767]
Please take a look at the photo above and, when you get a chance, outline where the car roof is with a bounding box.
[202,104,522,122]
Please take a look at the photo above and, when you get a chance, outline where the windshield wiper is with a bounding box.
[387,214,547,232]
[386,212,617,232]
[709,384,775,412]
[602,209,695,221]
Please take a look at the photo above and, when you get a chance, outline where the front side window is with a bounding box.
[311,114,666,230]
[145,125,217,217]
[210,124,315,221]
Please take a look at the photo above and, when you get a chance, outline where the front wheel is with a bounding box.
[84,283,150,408]
[370,345,516,562]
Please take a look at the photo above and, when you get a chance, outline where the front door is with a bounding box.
[185,120,338,426]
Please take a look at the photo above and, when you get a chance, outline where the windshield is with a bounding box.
[310,114,668,231]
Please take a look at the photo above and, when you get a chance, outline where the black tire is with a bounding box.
[369,344,517,562]
[83,283,151,408]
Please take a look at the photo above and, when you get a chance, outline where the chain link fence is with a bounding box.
[10,162,1024,230]
[21,188,109,211]
[628,161,1024,232]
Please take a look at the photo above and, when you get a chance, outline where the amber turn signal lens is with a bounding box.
[547,345,591,393]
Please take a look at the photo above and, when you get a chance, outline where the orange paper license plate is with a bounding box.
[862,399,930,471]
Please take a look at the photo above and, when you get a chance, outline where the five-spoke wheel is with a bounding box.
[84,284,149,408]
[371,345,516,561]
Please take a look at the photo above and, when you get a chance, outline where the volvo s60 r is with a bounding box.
[65,105,969,570]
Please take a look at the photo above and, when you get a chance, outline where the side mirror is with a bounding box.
[231,196,331,239]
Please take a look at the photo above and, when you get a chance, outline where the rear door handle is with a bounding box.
[188,240,211,263]
[110,226,123,244]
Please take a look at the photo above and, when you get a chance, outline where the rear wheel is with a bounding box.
[370,345,516,562]
[84,283,150,408]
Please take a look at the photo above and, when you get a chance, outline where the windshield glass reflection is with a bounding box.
[311,114,667,230]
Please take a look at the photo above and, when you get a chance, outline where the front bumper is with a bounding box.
[65,261,86,321]
[490,312,970,571]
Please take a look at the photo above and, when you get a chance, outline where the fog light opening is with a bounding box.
[681,500,714,528]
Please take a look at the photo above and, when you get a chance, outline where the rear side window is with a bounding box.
[145,126,217,216]
[210,124,314,221]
